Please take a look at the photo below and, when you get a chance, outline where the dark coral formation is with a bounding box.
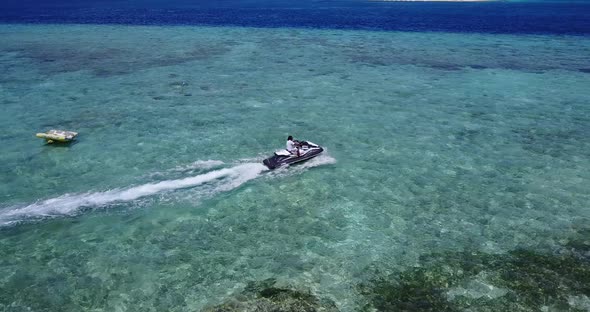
[511,127,589,159]
[358,233,590,312]
[3,42,231,78]
[202,278,339,312]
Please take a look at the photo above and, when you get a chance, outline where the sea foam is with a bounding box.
[0,162,267,226]
[0,155,336,226]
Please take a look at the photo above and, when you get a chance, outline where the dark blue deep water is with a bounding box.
[1,0,590,35]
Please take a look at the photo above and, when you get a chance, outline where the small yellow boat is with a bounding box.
[36,130,78,144]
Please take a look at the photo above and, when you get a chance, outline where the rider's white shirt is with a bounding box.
[286,140,296,152]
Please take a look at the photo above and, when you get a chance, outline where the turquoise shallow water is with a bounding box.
[1,24,590,311]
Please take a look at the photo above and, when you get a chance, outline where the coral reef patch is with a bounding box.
[203,278,339,312]
[359,231,590,312]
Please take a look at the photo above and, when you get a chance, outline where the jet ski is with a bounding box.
[263,140,324,169]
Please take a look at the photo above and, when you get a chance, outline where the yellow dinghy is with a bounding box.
[36,129,78,144]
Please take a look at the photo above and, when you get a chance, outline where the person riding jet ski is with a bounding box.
[263,135,324,169]
[286,135,300,156]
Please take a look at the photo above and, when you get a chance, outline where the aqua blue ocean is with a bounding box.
[1,1,590,311]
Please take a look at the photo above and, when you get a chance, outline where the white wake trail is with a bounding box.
[0,163,267,226]
[0,153,336,227]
